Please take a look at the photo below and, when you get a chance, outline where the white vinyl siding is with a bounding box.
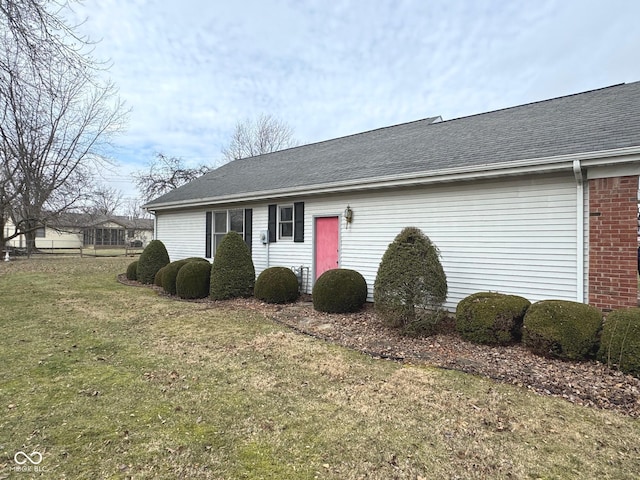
[155,173,581,311]
[156,210,207,261]
[252,208,309,272]
[157,207,254,261]
[339,175,578,308]
[252,174,578,309]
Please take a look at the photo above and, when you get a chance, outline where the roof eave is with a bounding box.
[145,146,640,211]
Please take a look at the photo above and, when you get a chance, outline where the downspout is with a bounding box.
[573,160,585,303]
[152,212,157,240]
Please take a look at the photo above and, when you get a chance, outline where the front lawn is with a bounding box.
[0,257,638,479]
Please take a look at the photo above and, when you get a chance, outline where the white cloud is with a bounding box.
[66,0,640,200]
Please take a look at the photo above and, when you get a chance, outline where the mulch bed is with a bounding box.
[118,275,640,417]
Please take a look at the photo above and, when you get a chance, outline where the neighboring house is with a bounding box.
[5,213,154,249]
[144,82,640,312]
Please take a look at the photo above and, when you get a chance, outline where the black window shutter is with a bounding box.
[205,211,212,258]
[244,208,253,252]
[268,204,277,243]
[294,202,304,242]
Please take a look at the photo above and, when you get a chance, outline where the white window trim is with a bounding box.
[211,209,245,254]
[278,204,294,240]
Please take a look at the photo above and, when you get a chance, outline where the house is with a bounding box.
[144,82,640,312]
[5,213,154,250]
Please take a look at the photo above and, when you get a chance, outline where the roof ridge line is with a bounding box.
[435,82,628,125]
[232,83,630,162]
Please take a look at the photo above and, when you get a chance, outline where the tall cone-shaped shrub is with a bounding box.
[374,227,447,335]
[136,239,170,284]
[209,231,255,300]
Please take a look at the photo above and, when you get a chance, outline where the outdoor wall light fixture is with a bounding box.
[344,205,353,223]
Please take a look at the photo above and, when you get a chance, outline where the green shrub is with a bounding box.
[160,258,210,295]
[456,292,531,345]
[154,266,166,288]
[184,257,210,264]
[374,227,447,335]
[403,310,450,338]
[126,260,138,281]
[162,260,190,295]
[522,300,602,360]
[597,308,640,377]
[136,240,170,284]
[313,269,367,313]
[254,267,300,304]
[176,261,212,299]
[209,231,255,300]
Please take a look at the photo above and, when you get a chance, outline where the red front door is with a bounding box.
[315,216,339,279]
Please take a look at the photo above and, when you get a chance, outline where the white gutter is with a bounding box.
[573,159,585,303]
[145,146,640,211]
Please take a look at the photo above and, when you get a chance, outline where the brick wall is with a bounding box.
[588,175,639,311]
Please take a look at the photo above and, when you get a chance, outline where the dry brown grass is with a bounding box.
[0,257,638,479]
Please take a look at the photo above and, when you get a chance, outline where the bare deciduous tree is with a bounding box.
[82,185,123,216]
[0,151,20,246]
[222,113,298,162]
[0,0,127,253]
[133,153,211,202]
[135,115,298,204]
[123,198,152,220]
[0,0,95,71]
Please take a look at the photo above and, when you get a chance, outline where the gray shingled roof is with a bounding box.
[146,82,640,208]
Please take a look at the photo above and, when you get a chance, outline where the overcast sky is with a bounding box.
[68,0,640,202]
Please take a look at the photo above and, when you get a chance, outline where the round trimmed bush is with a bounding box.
[522,300,602,360]
[184,257,210,264]
[161,258,210,294]
[255,267,300,304]
[126,260,138,281]
[209,231,255,300]
[154,266,166,287]
[374,227,447,334]
[162,260,190,295]
[313,268,367,313]
[136,240,170,284]
[176,261,212,299]
[456,292,531,345]
[597,308,640,377]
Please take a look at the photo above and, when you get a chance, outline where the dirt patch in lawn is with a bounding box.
[118,275,640,417]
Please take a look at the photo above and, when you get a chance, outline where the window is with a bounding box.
[83,229,94,246]
[35,227,45,238]
[209,209,245,255]
[268,202,304,243]
[230,209,243,233]
[83,227,125,246]
[213,212,227,254]
[279,205,293,239]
